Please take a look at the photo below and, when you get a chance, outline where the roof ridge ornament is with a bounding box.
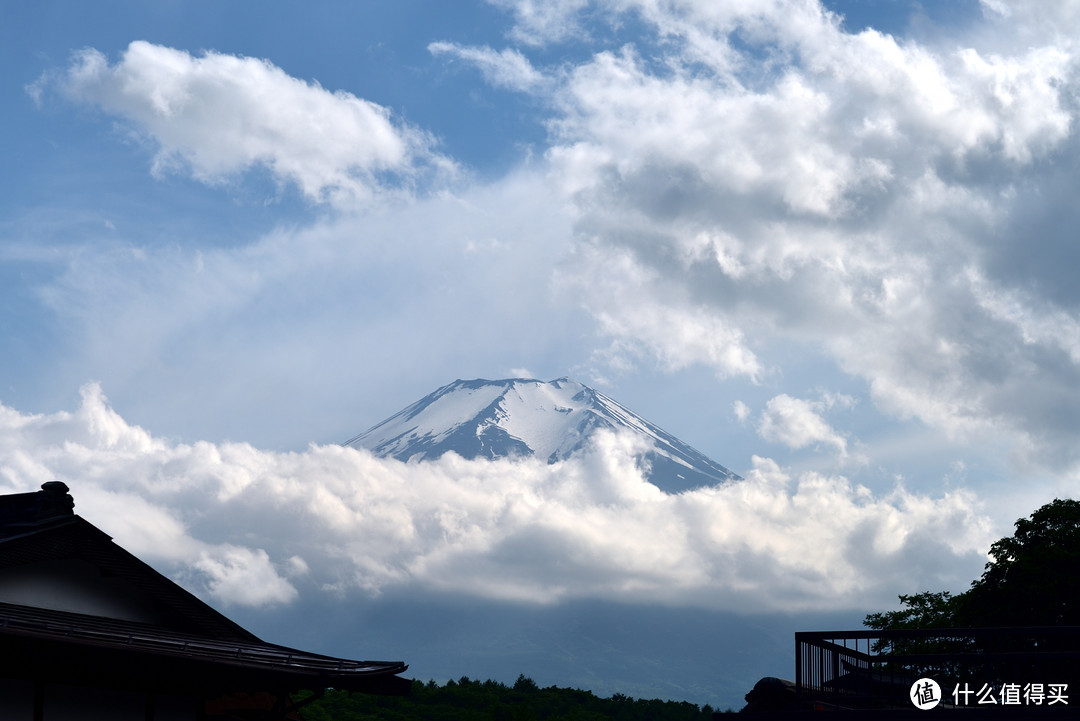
[38,481,75,519]
[0,482,75,537]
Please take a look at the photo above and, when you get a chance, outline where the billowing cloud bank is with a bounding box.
[0,386,991,612]
[535,0,1080,471]
[29,2,1080,481]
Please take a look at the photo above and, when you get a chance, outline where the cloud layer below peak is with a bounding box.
[0,386,991,612]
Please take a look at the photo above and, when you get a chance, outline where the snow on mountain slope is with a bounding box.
[343,378,741,493]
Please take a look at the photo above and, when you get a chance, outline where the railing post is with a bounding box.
[795,633,803,703]
[818,643,825,704]
[831,644,840,703]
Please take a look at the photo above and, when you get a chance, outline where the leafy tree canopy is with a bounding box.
[867,498,1080,629]
[863,591,960,631]
[963,497,1080,625]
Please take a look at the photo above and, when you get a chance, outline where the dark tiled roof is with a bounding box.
[0,504,260,641]
[0,600,409,695]
[0,483,410,696]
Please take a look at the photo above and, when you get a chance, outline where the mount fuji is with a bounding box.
[344,377,740,493]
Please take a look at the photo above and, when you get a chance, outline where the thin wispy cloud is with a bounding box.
[488,0,594,46]
[428,42,547,93]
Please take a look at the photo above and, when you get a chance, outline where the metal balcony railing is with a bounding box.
[796,627,1080,711]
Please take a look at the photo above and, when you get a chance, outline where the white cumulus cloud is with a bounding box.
[757,394,849,457]
[47,41,452,209]
[534,0,1080,472]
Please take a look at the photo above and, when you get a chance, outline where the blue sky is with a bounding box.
[3,0,1079,705]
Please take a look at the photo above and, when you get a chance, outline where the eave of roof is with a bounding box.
[0,484,411,696]
[0,601,409,695]
[0,515,260,642]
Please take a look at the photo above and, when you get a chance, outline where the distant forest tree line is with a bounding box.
[297,498,1077,718]
[298,674,729,720]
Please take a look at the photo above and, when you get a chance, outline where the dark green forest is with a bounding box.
[298,675,730,720]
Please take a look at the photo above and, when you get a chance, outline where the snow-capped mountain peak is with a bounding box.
[344,377,740,493]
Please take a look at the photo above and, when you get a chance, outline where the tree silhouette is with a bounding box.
[864,591,960,635]
[958,498,1080,626]
[297,677,725,720]
[863,499,1080,689]
[867,498,1080,630]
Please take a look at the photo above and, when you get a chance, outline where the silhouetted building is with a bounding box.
[0,482,409,720]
